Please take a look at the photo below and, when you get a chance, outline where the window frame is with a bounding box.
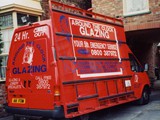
[17,12,38,26]
[0,13,13,28]
[129,53,143,72]
[123,0,150,17]
[0,41,10,81]
[0,55,8,81]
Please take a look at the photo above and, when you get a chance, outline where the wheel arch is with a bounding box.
[135,83,151,105]
[142,84,151,95]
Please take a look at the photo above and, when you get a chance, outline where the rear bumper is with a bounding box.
[5,105,64,118]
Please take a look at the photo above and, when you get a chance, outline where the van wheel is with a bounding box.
[137,87,150,105]
[71,114,89,120]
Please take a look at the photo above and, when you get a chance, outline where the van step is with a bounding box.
[98,91,134,101]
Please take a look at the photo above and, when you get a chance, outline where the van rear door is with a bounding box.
[6,23,55,110]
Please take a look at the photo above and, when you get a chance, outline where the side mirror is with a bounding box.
[131,66,136,72]
[144,64,149,71]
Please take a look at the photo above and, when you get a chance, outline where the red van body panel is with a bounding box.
[5,1,150,119]
[6,21,55,109]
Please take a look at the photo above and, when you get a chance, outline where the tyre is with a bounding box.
[136,87,150,105]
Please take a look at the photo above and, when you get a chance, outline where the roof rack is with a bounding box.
[49,0,123,26]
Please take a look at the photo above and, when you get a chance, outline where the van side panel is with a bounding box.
[50,8,138,118]
[6,23,55,110]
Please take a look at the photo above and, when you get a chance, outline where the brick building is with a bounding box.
[92,0,160,79]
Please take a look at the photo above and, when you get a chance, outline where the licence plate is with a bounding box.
[12,98,26,104]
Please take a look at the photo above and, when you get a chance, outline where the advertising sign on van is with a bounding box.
[68,18,123,78]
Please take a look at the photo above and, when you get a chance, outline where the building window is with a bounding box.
[1,40,11,54]
[17,13,38,26]
[0,41,10,81]
[0,13,13,27]
[1,28,12,54]
[0,56,8,81]
[123,0,150,17]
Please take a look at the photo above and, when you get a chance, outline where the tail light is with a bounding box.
[54,86,60,105]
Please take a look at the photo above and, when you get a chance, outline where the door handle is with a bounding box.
[28,80,31,88]
[24,80,27,88]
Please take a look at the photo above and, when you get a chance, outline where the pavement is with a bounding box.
[153,80,160,90]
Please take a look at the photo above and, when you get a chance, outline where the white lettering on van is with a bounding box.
[70,18,114,39]
[14,33,21,42]
[8,78,22,89]
[36,75,51,89]
[14,31,29,42]
[34,26,48,37]
[103,50,117,57]
[73,40,118,57]
[13,26,48,42]
[74,40,84,47]
[107,44,117,50]
[22,31,29,40]
[90,42,107,49]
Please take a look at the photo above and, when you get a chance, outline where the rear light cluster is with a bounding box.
[54,86,60,106]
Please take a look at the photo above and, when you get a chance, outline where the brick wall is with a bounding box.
[40,0,91,20]
[92,0,122,18]
[54,0,91,9]
[0,83,5,105]
[92,0,160,31]
[0,82,7,117]
[40,0,50,20]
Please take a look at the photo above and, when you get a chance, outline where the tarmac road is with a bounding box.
[1,89,160,120]
[91,80,160,120]
[90,89,160,120]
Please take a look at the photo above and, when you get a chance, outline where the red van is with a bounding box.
[5,1,151,120]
